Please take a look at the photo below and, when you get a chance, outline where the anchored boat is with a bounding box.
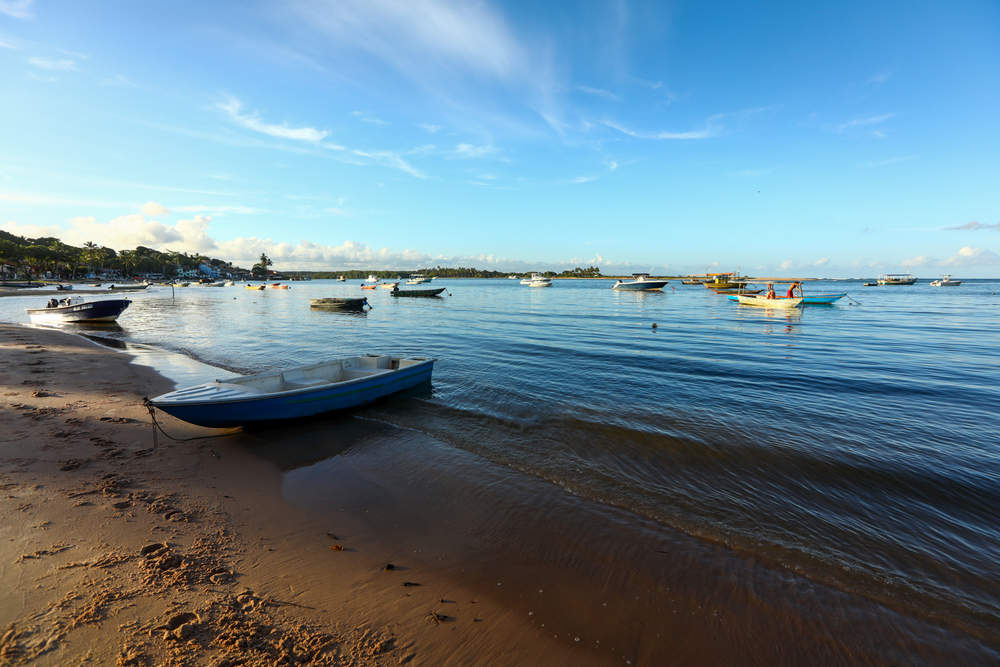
[877,273,917,285]
[735,294,804,309]
[26,296,131,323]
[612,273,669,291]
[148,354,435,427]
[309,297,370,311]
[390,287,446,297]
[930,275,961,287]
[729,292,845,305]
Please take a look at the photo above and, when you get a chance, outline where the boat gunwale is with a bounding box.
[149,359,435,408]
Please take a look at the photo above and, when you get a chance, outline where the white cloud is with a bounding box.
[945,221,1000,231]
[218,96,329,142]
[860,155,916,168]
[943,246,1000,267]
[779,259,794,270]
[576,85,619,101]
[813,257,829,267]
[418,123,441,133]
[100,74,135,87]
[569,175,597,184]
[0,0,33,19]
[601,116,722,140]
[0,38,17,49]
[141,202,170,217]
[902,255,930,268]
[836,113,894,133]
[352,110,389,126]
[28,56,76,71]
[351,149,425,178]
[454,143,498,158]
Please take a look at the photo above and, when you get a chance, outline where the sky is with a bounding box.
[1,0,999,276]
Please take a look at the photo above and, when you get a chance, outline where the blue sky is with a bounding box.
[1,0,999,275]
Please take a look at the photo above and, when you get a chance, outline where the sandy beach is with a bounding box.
[1,323,994,666]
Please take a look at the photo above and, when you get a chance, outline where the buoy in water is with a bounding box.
[651,323,658,329]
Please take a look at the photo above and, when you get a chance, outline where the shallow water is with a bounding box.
[4,278,999,646]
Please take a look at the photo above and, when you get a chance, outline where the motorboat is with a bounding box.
[735,294,803,309]
[55,284,73,291]
[390,286,446,297]
[405,274,433,285]
[380,281,400,289]
[525,273,552,288]
[863,282,878,287]
[930,275,961,287]
[507,274,520,279]
[877,273,917,285]
[148,354,435,427]
[612,273,669,291]
[338,275,346,282]
[310,297,370,311]
[26,296,130,323]
[364,274,380,284]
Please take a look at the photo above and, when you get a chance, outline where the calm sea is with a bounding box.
[4,278,999,646]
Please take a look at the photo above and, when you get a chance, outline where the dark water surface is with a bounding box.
[4,278,999,649]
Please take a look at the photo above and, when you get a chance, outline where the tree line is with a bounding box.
[0,230,244,280]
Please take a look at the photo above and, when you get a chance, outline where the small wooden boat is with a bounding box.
[270,284,290,290]
[310,297,369,311]
[930,275,961,287]
[361,284,377,290]
[148,354,435,427]
[735,294,803,309]
[245,284,265,290]
[390,287,446,297]
[109,283,149,291]
[380,282,399,290]
[612,273,669,291]
[729,292,845,305]
[681,279,703,285]
[26,297,130,323]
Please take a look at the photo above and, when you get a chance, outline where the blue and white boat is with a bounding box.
[148,354,434,428]
[727,292,846,305]
[612,273,669,291]
[26,296,130,323]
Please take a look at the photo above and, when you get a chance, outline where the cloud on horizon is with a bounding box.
[944,221,1000,231]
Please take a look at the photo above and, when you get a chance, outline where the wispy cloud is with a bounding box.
[867,70,893,86]
[28,56,77,71]
[100,74,136,87]
[569,175,597,184]
[0,38,17,49]
[218,96,329,142]
[351,149,425,179]
[418,123,441,134]
[454,143,498,158]
[0,0,34,19]
[944,221,1000,231]
[860,155,916,168]
[352,110,389,126]
[601,115,722,140]
[836,113,894,133]
[576,85,620,101]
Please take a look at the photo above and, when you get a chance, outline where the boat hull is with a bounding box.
[391,288,445,297]
[310,297,368,310]
[728,292,846,304]
[613,280,669,291]
[26,299,131,323]
[150,360,434,427]
[735,295,803,309]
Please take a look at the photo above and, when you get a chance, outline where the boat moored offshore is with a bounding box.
[26,296,131,323]
[612,273,669,291]
[877,273,917,285]
[930,275,961,287]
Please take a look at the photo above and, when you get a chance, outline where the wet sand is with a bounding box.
[1,324,994,665]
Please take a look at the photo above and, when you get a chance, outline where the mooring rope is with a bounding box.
[142,398,241,449]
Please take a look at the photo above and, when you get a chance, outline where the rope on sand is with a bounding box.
[142,398,241,450]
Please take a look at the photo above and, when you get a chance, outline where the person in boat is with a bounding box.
[47,298,58,308]
[765,283,776,299]
[786,281,802,298]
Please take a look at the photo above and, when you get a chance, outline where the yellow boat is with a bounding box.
[245,284,265,290]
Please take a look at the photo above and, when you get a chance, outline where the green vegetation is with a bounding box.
[0,230,245,281]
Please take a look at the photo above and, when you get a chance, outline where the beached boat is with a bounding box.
[390,287,445,297]
[309,297,369,311]
[930,275,961,287]
[26,296,130,323]
[612,273,669,291]
[729,292,845,305]
[148,354,435,428]
[735,294,803,309]
[405,274,433,285]
[877,273,917,285]
[245,284,265,290]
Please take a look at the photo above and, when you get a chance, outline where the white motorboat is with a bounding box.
[525,273,552,288]
[930,275,961,287]
[612,273,669,291]
[406,274,433,285]
[364,274,380,284]
[506,274,520,279]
